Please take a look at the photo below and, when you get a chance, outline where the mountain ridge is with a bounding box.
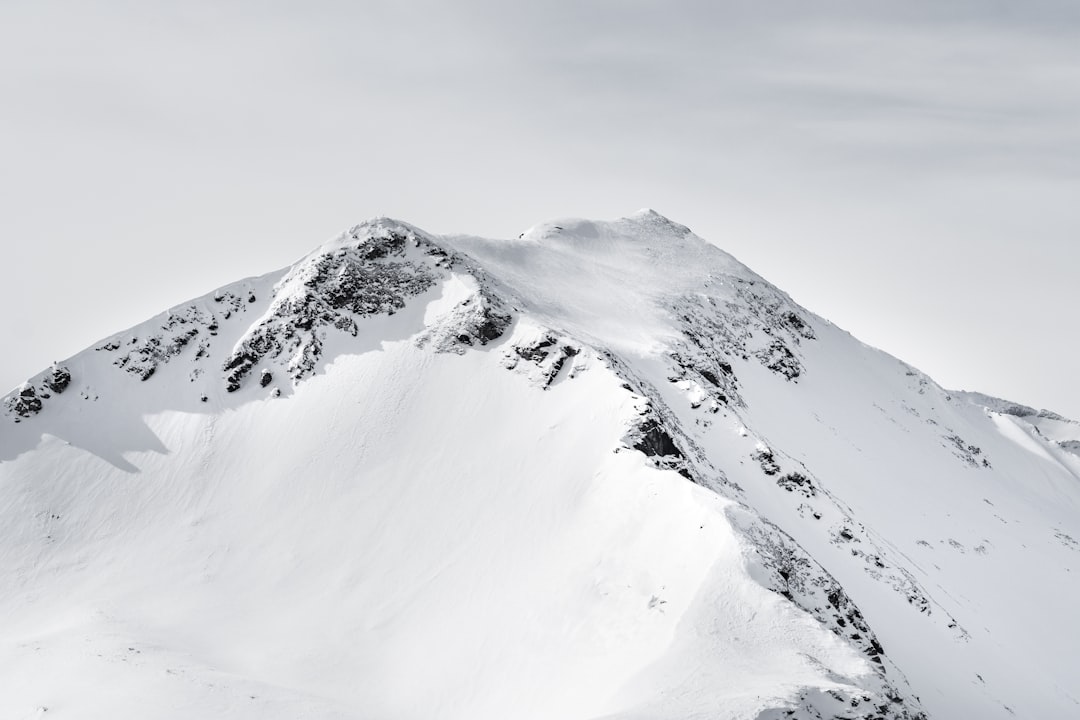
[2,212,1078,719]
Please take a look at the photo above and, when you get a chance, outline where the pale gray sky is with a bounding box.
[3,1,1078,417]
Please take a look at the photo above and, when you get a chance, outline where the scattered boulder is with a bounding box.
[44,365,71,394]
[7,385,43,417]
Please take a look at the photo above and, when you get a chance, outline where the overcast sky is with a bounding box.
[2,1,1078,418]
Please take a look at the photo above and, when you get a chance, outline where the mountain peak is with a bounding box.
[311,216,430,256]
[627,206,691,231]
[0,212,786,406]
[516,209,693,245]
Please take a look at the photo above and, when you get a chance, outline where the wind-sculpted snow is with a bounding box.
[2,211,1079,720]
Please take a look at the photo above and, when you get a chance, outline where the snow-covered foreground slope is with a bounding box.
[3,213,1078,719]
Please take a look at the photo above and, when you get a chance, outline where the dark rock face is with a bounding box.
[756,340,801,380]
[223,225,444,392]
[4,364,73,420]
[7,386,43,417]
[306,248,434,317]
[944,433,991,468]
[668,278,816,410]
[734,511,928,720]
[502,332,583,391]
[220,221,513,391]
[776,471,815,497]
[752,449,781,476]
[447,296,512,349]
[224,351,259,393]
[625,414,693,480]
[99,295,247,383]
[543,346,579,385]
[514,336,557,363]
[474,312,510,343]
[43,366,71,394]
[633,418,683,459]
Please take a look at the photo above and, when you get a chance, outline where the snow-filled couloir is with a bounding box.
[2,211,1078,719]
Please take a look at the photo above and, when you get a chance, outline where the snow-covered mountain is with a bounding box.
[2,211,1078,720]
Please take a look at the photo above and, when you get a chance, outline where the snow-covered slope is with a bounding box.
[2,212,1078,719]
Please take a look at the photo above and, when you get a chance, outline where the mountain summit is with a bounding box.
[2,214,1078,719]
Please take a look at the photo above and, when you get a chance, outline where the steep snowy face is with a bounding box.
[447,211,1080,720]
[444,210,785,351]
[443,210,817,407]
[2,211,1078,720]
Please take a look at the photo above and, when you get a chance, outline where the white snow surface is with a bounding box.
[2,212,1079,719]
